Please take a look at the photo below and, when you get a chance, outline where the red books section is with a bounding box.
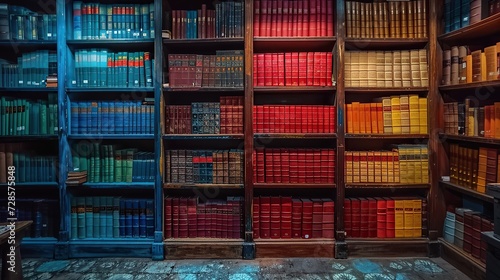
[253,196,334,239]
[164,196,243,239]
[344,197,424,238]
[253,148,335,184]
[253,105,336,133]
[254,0,334,37]
[253,52,333,87]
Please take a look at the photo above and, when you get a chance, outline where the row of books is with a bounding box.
[72,2,155,40]
[253,0,334,37]
[171,1,244,39]
[0,144,57,183]
[73,50,153,88]
[345,145,429,184]
[253,197,334,239]
[71,143,154,183]
[443,101,500,137]
[164,197,243,239]
[0,94,58,136]
[444,0,489,34]
[71,197,154,239]
[0,50,57,88]
[345,197,425,238]
[448,145,500,193]
[345,50,429,88]
[0,199,58,238]
[165,96,243,135]
[253,148,335,184]
[346,0,427,39]
[0,4,57,40]
[442,43,500,86]
[167,51,244,88]
[253,105,336,134]
[253,52,333,87]
[346,96,428,135]
[70,101,154,135]
[443,209,494,264]
[165,149,244,184]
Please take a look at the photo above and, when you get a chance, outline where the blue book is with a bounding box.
[106,196,113,238]
[119,199,126,237]
[99,196,107,238]
[139,199,147,238]
[132,199,140,237]
[90,101,98,134]
[71,102,79,135]
[123,101,130,134]
[85,196,93,238]
[90,49,98,87]
[460,0,470,28]
[76,197,86,239]
[100,102,108,134]
[93,197,101,238]
[100,50,108,87]
[125,199,132,237]
[71,197,78,239]
[127,52,134,87]
[81,3,87,39]
[106,53,114,87]
[33,200,43,238]
[149,3,154,38]
[144,52,152,87]
[113,197,120,238]
[99,4,107,39]
[145,199,154,238]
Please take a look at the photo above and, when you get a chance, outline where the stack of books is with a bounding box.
[66,171,87,185]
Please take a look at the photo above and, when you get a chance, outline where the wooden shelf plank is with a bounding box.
[440,133,500,145]
[254,86,336,92]
[0,87,57,92]
[440,181,494,203]
[163,86,244,92]
[164,183,244,189]
[67,87,154,93]
[163,134,244,140]
[345,87,428,93]
[438,13,500,43]
[68,134,154,140]
[163,38,244,46]
[253,183,335,189]
[255,239,335,258]
[164,239,243,259]
[254,133,337,139]
[77,182,155,190]
[346,183,430,189]
[345,38,428,49]
[346,134,429,139]
[439,238,486,280]
[438,80,500,91]
[253,37,336,52]
[0,135,58,141]
[346,238,428,257]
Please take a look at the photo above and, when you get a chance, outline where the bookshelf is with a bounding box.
[436,0,500,278]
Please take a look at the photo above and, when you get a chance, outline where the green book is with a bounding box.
[0,97,6,135]
[23,99,30,135]
[114,149,122,182]
[93,197,100,238]
[39,100,47,135]
[113,197,120,238]
[76,197,86,239]
[125,149,134,182]
[109,145,115,182]
[85,196,93,238]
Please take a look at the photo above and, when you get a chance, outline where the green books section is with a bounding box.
[0,4,57,40]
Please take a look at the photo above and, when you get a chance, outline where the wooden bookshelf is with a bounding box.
[346,238,428,257]
[254,86,336,92]
[164,239,244,259]
[440,181,494,203]
[345,134,429,139]
[439,133,500,146]
[254,133,337,139]
[253,37,336,52]
[253,183,336,189]
[438,80,500,92]
[345,38,429,49]
[345,183,431,189]
[344,87,429,93]
[438,12,500,43]
[163,87,244,92]
[254,239,335,258]
[163,37,244,47]
[439,238,486,280]
[163,183,244,189]
[163,134,244,140]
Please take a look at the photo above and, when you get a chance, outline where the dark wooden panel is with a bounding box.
[165,241,243,259]
[255,240,335,258]
[347,239,428,258]
[440,238,486,280]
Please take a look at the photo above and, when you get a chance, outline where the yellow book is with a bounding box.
[404,199,414,238]
[413,146,423,184]
[371,103,379,134]
[347,104,354,134]
[360,151,368,183]
[391,96,402,134]
[393,150,401,183]
[401,50,412,87]
[412,199,422,237]
[345,151,353,183]
[381,151,389,183]
[351,52,360,87]
[352,102,361,134]
[477,147,488,193]
[484,45,498,81]
[382,97,393,134]
[466,54,473,83]
[376,51,386,87]
[398,147,408,184]
[359,52,369,87]
[418,98,428,134]
[419,49,429,87]
[367,52,377,87]
[467,107,475,137]
[385,51,394,87]
[387,151,394,183]
[406,146,416,184]
[393,51,403,87]
[353,151,361,183]
[400,95,410,134]
[367,151,375,182]
[395,199,405,238]
[481,52,487,82]
[374,151,382,183]
[420,146,429,183]
[409,94,420,134]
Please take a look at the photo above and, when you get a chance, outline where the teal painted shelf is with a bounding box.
[0,87,57,92]
[0,182,58,187]
[76,182,155,190]
[66,87,154,93]
[68,134,154,140]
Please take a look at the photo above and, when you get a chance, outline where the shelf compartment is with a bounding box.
[68,238,154,258]
[440,181,493,203]
[163,134,244,140]
[439,238,486,280]
[438,13,500,43]
[440,133,500,146]
[254,133,336,139]
[346,134,429,139]
[0,135,58,141]
[438,80,500,91]
[254,238,335,258]
[0,182,58,187]
[164,238,243,259]
[253,37,336,52]
[345,38,429,49]
[346,238,428,257]
[74,182,155,190]
[254,86,336,92]
[253,183,335,189]
[163,86,244,92]
[163,38,244,46]
[0,87,57,92]
[66,87,154,93]
[0,40,56,49]
[68,134,154,140]
[164,183,243,189]
[21,237,58,258]
[67,39,154,46]
[345,87,429,93]
[346,183,430,189]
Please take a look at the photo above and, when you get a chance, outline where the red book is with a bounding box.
[320,0,327,36]
[164,197,172,238]
[272,53,279,86]
[254,0,260,37]
[291,0,298,36]
[201,5,207,38]
[301,199,313,239]
[326,52,333,86]
[197,203,206,238]
[386,198,395,238]
[187,197,197,238]
[322,198,335,238]
[260,196,271,238]
[312,199,323,238]
[327,0,334,36]
[253,55,258,86]
[351,198,361,238]
[285,52,292,85]
[264,53,273,86]
[316,0,322,37]
[463,211,473,253]
[172,197,180,238]
[310,0,317,36]
[344,198,352,238]
[261,0,269,37]
[329,106,335,133]
[307,52,314,86]
[253,197,260,239]
[303,0,309,37]
[297,0,303,37]
[298,52,307,86]
[368,198,377,238]
[292,199,303,238]
[282,0,289,37]
[257,53,265,86]
[276,0,283,36]
[278,53,285,86]
[359,198,369,238]
[178,198,188,238]
[472,214,482,258]
[281,196,292,238]
[271,0,277,37]
[313,52,322,86]
[282,148,290,183]
[376,198,387,238]
[292,52,299,86]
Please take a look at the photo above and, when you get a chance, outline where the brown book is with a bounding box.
[484,45,498,81]
[346,1,353,38]
[345,52,352,87]
[359,103,366,134]
[495,102,500,139]
[366,3,373,38]
[410,49,421,87]
[373,2,380,38]
[443,50,451,85]
[407,1,415,38]
[471,50,482,82]
[459,46,469,84]
[400,1,408,38]
[360,2,366,38]
[389,2,396,38]
[420,0,427,38]
[382,2,389,38]
[419,49,429,87]
[353,1,360,38]
[371,103,379,134]
[451,46,460,85]
[376,51,385,87]
[477,147,488,192]
[393,51,403,87]
[384,51,394,87]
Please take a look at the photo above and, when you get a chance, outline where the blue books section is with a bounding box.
[0,50,57,88]
[0,4,57,40]
[0,93,58,136]
[70,142,154,183]
[69,100,154,135]
[70,196,154,239]
[0,199,59,238]
[72,1,155,40]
